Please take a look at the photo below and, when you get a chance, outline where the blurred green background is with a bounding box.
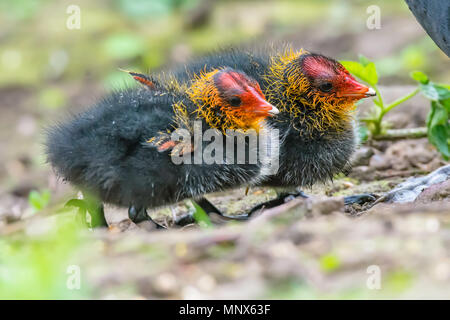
[1,0,448,89]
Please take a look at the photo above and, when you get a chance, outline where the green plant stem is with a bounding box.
[373,84,384,108]
[372,84,384,134]
[373,88,420,135]
[372,127,427,140]
[382,88,420,116]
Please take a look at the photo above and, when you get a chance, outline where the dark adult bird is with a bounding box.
[405,0,449,57]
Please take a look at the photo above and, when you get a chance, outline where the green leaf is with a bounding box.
[441,98,450,113]
[340,60,378,85]
[410,70,429,84]
[65,199,90,227]
[420,83,450,101]
[410,72,450,159]
[65,196,104,228]
[28,190,51,212]
[438,83,450,90]
[364,62,378,86]
[340,61,364,77]
[426,101,450,159]
[429,125,449,158]
[434,84,450,101]
[191,201,212,228]
[420,83,440,101]
[426,102,436,128]
[430,102,448,128]
[65,199,87,210]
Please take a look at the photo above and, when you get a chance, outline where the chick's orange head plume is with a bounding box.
[188,68,278,131]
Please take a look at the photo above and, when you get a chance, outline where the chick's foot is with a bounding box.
[128,206,166,229]
[245,189,309,217]
[343,193,377,205]
[174,198,249,227]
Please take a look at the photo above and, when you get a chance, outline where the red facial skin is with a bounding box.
[214,70,278,118]
[302,55,375,101]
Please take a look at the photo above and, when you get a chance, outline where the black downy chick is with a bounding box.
[167,47,377,216]
[46,68,279,228]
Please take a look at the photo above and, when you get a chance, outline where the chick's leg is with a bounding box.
[195,198,249,221]
[128,205,166,229]
[176,190,377,227]
[175,189,308,227]
[246,189,376,214]
[344,194,377,205]
[174,198,248,227]
[245,188,308,217]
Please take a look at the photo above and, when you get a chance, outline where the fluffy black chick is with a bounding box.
[46,67,279,227]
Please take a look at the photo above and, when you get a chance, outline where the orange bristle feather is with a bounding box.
[264,48,356,134]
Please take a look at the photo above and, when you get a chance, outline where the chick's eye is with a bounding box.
[319,82,333,92]
[229,96,241,107]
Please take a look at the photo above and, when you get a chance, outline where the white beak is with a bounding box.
[366,87,377,97]
[268,104,279,115]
